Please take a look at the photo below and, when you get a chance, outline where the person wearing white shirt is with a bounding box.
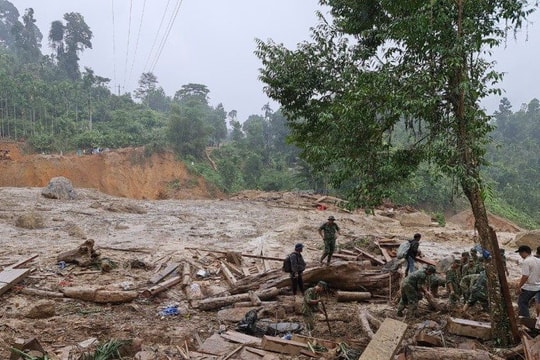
[516,245,540,321]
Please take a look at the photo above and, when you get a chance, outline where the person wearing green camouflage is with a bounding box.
[428,274,446,298]
[463,270,488,312]
[460,252,470,276]
[460,273,480,303]
[318,216,341,266]
[446,259,462,306]
[302,281,327,333]
[397,266,436,317]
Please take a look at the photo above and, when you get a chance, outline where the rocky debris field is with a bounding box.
[0,187,530,359]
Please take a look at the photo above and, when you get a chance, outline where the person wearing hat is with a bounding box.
[446,259,462,307]
[318,216,341,266]
[397,265,436,317]
[405,233,422,276]
[302,280,327,334]
[516,245,540,318]
[290,243,306,296]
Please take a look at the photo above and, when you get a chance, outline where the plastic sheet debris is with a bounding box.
[158,305,179,317]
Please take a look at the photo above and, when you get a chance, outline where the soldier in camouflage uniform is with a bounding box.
[428,274,446,298]
[463,270,488,312]
[446,259,462,306]
[318,216,341,266]
[460,273,480,303]
[302,281,327,333]
[460,252,470,276]
[397,265,436,317]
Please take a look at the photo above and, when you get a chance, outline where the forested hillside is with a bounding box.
[0,1,538,228]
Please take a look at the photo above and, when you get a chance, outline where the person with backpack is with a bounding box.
[289,243,306,296]
[318,215,341,266]
[405,233,422,276]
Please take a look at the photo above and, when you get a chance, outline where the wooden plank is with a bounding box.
[198,333,238,355]
[5,254,39,269]
[0,268,31,296]
[223,261,244,277]
[242,267,251,277]
[290,334,337,349]
[447,317,491,340]
[220,261,238,286]
[523,334,540,360]
[261,336,308,355]
[358,318,408,360]
[148,263,179,284]
[415,257,437,266]
[354,247,385,265]
[220,330,262,347]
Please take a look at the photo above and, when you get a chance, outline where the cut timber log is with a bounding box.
[354,247,385,265]
[260,262,401,296]
[140,275,182,298]
[336,291,371,302]
[20,287,64,298]
[198,287,279,311]
[406,346,504,360]
[359,318,408,360]
[359,310,375,339]
[185,247,283,261]
[248,290,261,306]
[447,317,491,340]
[148,263,179,284]
[182,263,191,287]
[61,287,138,303]
[261,336,308,355]
[230,268,283,294]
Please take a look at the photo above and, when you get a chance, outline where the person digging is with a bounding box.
[302,280,328,335]
[397,265,436,317]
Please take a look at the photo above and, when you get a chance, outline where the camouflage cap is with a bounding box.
[317,280,328,289]
[461,251,469,257]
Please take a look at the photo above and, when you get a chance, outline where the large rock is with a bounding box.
[399,212,432,227]
[25,300,56,319]
[514,230,540,251]
[41,176,77,200]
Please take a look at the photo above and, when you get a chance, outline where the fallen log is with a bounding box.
[185,247,283,261]
[248,290,261,306]
[20,287,64,298]
[140,275,182,298]
[61,287,138,303]
[406,346,504,360]
[148,262,179,284]
[336,291,371,302]
[220,261,237,286]
[354,247,385,265]
[260,262,401,295]
[198,287,279,311]
[230,268,283,294]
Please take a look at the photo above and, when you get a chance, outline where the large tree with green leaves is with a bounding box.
[256,0,535,345]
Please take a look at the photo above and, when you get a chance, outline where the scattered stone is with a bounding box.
[15,212,44,229]
[41,176,77,200]
[399,212,432,227]
[65,222,87,239]
[514,230,540,250]
[25,300,56,319]
[105,202,147,214]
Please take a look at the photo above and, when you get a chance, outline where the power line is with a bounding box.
[127,0,147,87]
[111,0,117,91]
[149,0,183,73]
[143,0,172,73]
[122,0,134,89]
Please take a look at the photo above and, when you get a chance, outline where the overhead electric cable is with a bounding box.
[149,0,183,73]
[143,0,172,73]
[127,0,147,86]
[111,0,117,91]
[123,0,134,88]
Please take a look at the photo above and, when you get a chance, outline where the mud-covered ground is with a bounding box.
[0,187,524,359]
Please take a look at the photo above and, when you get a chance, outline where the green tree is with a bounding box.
[11,8,42,63]
[0,0,21,49]
[256,0,534,344]
[167,103,210,159]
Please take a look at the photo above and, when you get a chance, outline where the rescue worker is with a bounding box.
[460,273,480,303]
[463,270,488,312]
[516,245,540,318]
[405,233,422,276]
[318,216,341,266]
[290,243,306,296]
[397,265,436,317]
[446,259,462,306]
[302,281,327,334]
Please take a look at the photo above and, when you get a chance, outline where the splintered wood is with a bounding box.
[359,318,408,360]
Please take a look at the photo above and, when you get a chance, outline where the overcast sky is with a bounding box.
[10,0,540,119]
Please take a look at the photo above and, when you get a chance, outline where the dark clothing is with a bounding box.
[319,222,340,240]
[289,251,306,295]
[407,239,420,258]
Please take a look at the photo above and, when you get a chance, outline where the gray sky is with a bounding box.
[10,1,540,119]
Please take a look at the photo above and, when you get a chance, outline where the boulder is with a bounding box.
[399,212,432,227]
[41,176,77,200]
[514,230,540,251]
[25,300,56,319]
[436,255,455,274]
